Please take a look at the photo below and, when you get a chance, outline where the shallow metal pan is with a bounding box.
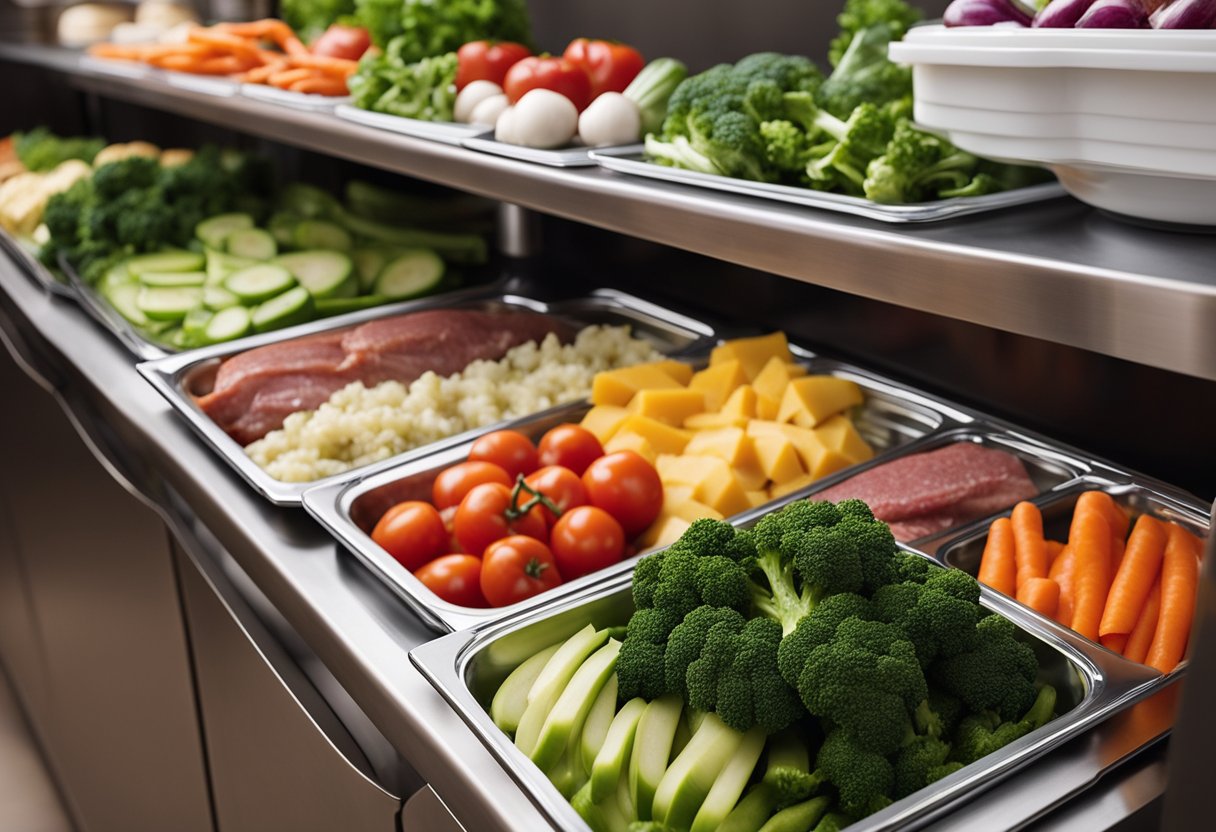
[0,228,73,298]
[138,287,716,506]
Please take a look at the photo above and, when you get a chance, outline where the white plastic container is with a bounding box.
[890,25,1216,225]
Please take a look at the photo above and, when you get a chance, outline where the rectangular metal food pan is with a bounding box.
[138,287,716,506]
[0,228,72,298]
[302,359,957,632]
[409,548,1166,832]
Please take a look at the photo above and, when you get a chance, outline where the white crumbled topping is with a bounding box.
[246,325,662,482]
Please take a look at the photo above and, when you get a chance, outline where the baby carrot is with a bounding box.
[1070,508,1112,642]
[1017,577,1060,619]
[1110,534,1126,576]
[287,53,359,76]
[1100,633,1128,655]
[977,517,1017,596]
[1144,524,1200,674]
[1045,539,1065,567]
[1049,544,1076,628]
[269,68,317,88]
[1098,514,1166,639]
[1012,502,1047,591]
[288,76,349,96]
[1124,577,1162,665]
[1072,491,1129,542]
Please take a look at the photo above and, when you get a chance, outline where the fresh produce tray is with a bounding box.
[0,227,72,298]
[137,287,716,506]
[588,147,1068,223]
[60,255,171,361]
[301,355,959,632]
[241,84,350,112]
[334,105,491,146]
[464,137,645,169]
[409,549,1165,832]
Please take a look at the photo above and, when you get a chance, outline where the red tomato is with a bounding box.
[432,460,512,509]
[468,430,539,481]
[480,535,563,607]
[582,451,664,538]
[454,482,548,556]
[562,39,645,98]
[550,506,625,580]
[524,465,588,527]
[455,40,532,90]
[503,56,593,111]
[537,424,604,476]
[415,554,487,608]
[370,501,448,571]
[439,505,463,553]
[311,25,372,61]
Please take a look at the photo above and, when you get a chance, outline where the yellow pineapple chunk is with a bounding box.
[684,427,754,468]
[668,498,725,523]
[627,388,707,426]
[776,376,864,428]
[756,393,781,421]
[710,332,793,380]
[580,405,630,443]
[688,360,748,411]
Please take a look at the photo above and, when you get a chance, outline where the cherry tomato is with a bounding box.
[537,424,604,475]
[415,554,487,608]
[439,505,463,553]
[432,460,512,509]
[550,506,625,580]
[454,482,548,556]
[582,451,664,538]
[480,535,563,606]
[503,56,593,111]
[370,501,448,571]
[455,40,532,90]
[562,39,645,99]
[524,465,588,527]
[311,25,372,61]
[468,430,539,481]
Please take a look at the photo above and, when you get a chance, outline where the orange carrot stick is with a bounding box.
[1070,508,1112,642]
[1045,539,1065,568]
[286,53,359,76]
[216,19,296,42]
[188,28,263,60]
[242,61,289,83]
[192,56,257,75]
[288,76,349,96]
[1017,577,1060,618]
[280,34,311,57]
[1071,491,1129,542]
[1144,524,1200,674]
[269,68,318,88]
[1099,514,1166,638]
[978,517,1017,596]
[1100,633,1128,654]
[1124,577,1162,664]
[1049,544,1076,628]
[1012,502,1047,591]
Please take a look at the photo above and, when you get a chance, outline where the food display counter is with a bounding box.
[0,3,1213,832]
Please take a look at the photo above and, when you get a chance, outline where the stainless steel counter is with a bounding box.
[2,44,1215,382]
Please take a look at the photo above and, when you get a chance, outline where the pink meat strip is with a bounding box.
[814,442,1038,542]
[196,308,567,445]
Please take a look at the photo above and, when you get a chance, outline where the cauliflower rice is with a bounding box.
[247,325,663,482]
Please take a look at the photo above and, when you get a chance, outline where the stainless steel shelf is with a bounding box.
[4,43,1215,381]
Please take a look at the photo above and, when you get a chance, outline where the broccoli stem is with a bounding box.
[757,795,832,832]
[751,549,817,636]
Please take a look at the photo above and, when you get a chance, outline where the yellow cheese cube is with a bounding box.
[638,515,693,550]
[684,412,750,431]
[769,473,819,500]
[627,388,707,426]
[684,427,754,468]
[746,489,768,508]
[752,357,801,402]
[580,405,630,443]
[749,422,842,480]
[591,364,684,407]
[655,455,752,517]
[756,393,780,421]
[732,464,768,493]
[720,385,758,419]
[647,360,695,386]
[668,498,725,523]
[663,484,695,505]
[688,360,748,411]
[744,420,786,438]
[814,414,874,464]
[617,415,692,455]
[777,376,864,428]
[604,431,658,464]
[710,332,793,380]
[751,434,805,485]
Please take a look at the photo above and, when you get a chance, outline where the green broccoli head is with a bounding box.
[91,156,160,200]
[617,607,680,702]
[931,614,1038,721]
[664,605,746,700]
[816,728,894,817]
[951,684,1057,766]
[893,735,955,799]
[872,572,983,667]
[777,592,874,687]
[829,0,924,67]
[863,121,982,204]
[818,23,913,119]
[892,551,932,584]
[760,120,816,177]
[732,52,823,93]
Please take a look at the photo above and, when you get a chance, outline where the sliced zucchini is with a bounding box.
[352,247,391,293]
[224,264,296,303]
[104,282,150,326]
[225,227,278,260]
[251,286,313,333]
[268,212,301,247]
[203,306,253,344]
[205,250,259,285]
[167,327,192,349]
[314,295,389,318]
[293,219,352,251]
[125,250,205,276]
[196,213,254,250]
[139,271,207,288]
[273,250,355,299]
[182,307,214,342]
[374,249,444,300]
[136,286,204,322]
[101,262,133,291]
[203,285,240,311]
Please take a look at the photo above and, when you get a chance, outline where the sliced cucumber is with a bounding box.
[225,227,277,260]
[203,285,240,311]
[293,219,352,251]
[182,307,214,342]
[205,250,259,285]
[101,262,133,291]
[224,264,296,303]
[203,306,253,344]
[352,247,392,293]
[374,249,444,300]
[314,295,389,318]
[136,286,204,322]
[251,286,313,333]
[140,271,207,288]
[196,213,254,250]
[273,250,355,299]
[125,250,205,276]
[104,282,150,326]
[167,327,192,349]
[268,212,301,247]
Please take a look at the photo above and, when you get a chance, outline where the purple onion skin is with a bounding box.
[1150,0,1216,27]
[1076,0,1150,25]
[1034,0,1100,26]
[944,0,1034,26]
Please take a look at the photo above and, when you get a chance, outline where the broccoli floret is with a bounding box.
[762,730,825,808]
[815,728,894,818]
[931,614,1039,721]
[892,551,932,584]
[664,605,746,700]
[818,23,913,119]
[777,592,873,687]
[760,120,817,176]
[617,608,680,701]
[872,571,982,667]
[812,812,857,832]
[863,121,983,205]
[894,735,959,798]
[952,684,1057,766]
[805,102,896,194]
[91,156,160,200]
[732,52,823,93]
[13,127,104,172]
[687,109,774,183]
[829,0,924,67]
[643,134,723,175]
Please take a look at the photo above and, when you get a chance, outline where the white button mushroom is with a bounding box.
[577,92,643,147]
[454,80,504,124]
[505,89,579,149]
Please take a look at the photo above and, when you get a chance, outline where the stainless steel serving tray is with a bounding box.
[409,549,1166,832]
[241,84,350,113]
[589,147,1068,223]
[138,287,716,506]
[334,105,491,146]
[0,228,73,298]
[465,138,645,168]
[302,355,961,632]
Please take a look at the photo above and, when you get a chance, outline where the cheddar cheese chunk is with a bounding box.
[776,376,864,428]
[710,332,793,380]
[688,360,748,411]
[591,364,685,407]
[627,388,707,426]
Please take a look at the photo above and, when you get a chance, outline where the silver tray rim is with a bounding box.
[0,228,74,298]
[463,137,645,168]
[240,84,351,112]
[333,105,492,146]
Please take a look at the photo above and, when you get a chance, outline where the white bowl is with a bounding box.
[890,25,1216,225]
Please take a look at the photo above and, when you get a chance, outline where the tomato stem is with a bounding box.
[524,557,550,580]
[507,474,562,520]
